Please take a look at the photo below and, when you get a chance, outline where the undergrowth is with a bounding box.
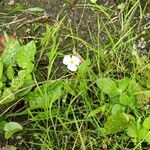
[0,0,150,149]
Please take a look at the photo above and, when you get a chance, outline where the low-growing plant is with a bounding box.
[0,36,36,105]
[0,0,149,149]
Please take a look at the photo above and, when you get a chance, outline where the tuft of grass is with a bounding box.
[0,0,150,149]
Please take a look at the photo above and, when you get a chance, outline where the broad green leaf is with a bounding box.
[2,75,7,83]
[87,107,103,118]
[17,56,34,71]
[28,93,48,109]
[26,63,34,73]
[0,81,3,88]
[50,86,63,102]
[136,91,150,106]
[1,88,15,104]
[2,39,21,66]
[18,70,29,79]
[17,41,36,70]
[9,5,23,14]
[127,123,138,138]
[64,83,76,96]
[127,79,141,94]
[139,128,148,139]
[104,113,130,134]
[4,145,17,150]
[4,122,23,139]
[143,117,150,129]
[118,77,130,93]
[26,7,44,12]
[0,61,3,80]
[97,78,119,97]
[6,65,14,80]
[0,118,7,134]
[28,82,63,109]
[146,76,150,88]
[139,128,150,143]
[111,104,125,114]
[17,74,33,97]
[144,133,150,143]
[24,41,36,61]
[117,3,125,11]
[119,93,135,107]
[11,77,24,90]
[90,0,97,3]
[17,50,30,69]
[78,59,91,76]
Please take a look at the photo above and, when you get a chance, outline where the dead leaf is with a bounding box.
[8,0,15,5]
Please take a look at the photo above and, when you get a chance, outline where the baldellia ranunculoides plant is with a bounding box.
[96,77,150,146]
[0,35,36,105]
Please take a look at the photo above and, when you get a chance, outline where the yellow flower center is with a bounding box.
[69,59,75,64]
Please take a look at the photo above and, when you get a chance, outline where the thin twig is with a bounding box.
[16,14,56,29]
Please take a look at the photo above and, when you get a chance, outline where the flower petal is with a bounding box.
[132,50,138,56]
[63,55,71,65]
[71,55,81,66]
[67,64,77,72]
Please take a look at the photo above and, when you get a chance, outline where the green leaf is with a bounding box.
[146,76,150,88]
[0,61,3,80]
[17,49,30,69]
[17,74,33,97]
[1,88,15,104]
[4,122,23,139]
[111,104,125,114]
[0,118,7,134]
[9,4,23,14]
[139,128,150,143]
[87,107,103,118]
[50,86,63,102]
[28,82,63,109]
[127,79,141,94]
[23,41,36,61]
[118,77,130,93]
[64,83,76,96]
[4,145,17,150]
[136,91,150,106]
[26,7,45,12]
[11,77,24,90]
[16,41,36,71]
[97,78,119,97]
[78,59,91,76]
[6,65,14,80]
[104,113,130,134]
[117,3,125,11]
[127,123,138,138]
[119,93,135,107]
[18,70,29,79]
[2,39,21,66]
[143,117,150,129]
[28,93,46,109]
[90,0,97,3]
[0,81,3,88]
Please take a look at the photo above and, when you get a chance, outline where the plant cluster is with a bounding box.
[0,0,149,149]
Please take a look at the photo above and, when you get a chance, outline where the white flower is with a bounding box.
[132,50,138,56]
[132,50,141,66]
[63,55,81,72]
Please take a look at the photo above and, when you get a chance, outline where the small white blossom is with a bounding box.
[132,50,138,56]
[132,50,141,66]
[63,55,81,72]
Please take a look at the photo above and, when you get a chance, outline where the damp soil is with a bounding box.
[0,0,149,40]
